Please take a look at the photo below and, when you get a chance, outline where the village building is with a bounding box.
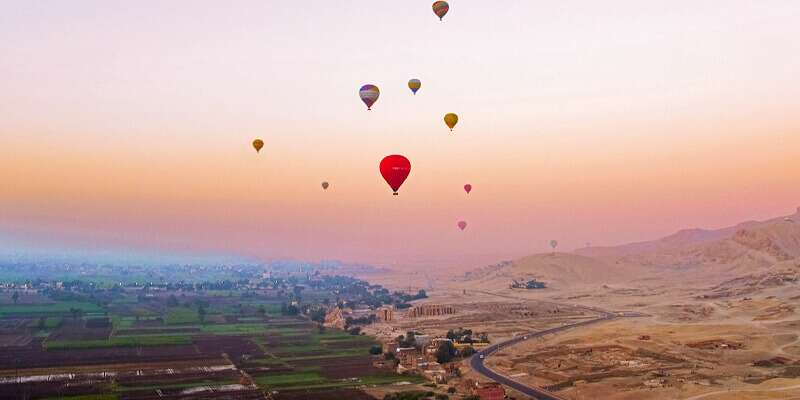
[396,347,420,372]
[323,307,346,329]
[425,338,453,355]
[414,334,432,348]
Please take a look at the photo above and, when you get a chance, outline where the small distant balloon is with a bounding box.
[444,113,458,131]
[252,139,264,153]
[464,184,472,194]
[458,220,467,231]
[432,1,449,21]
[408,79,421,95]
[550,240,558,250]
[321,182,329,190]
[379,155,411,195]
[359,84,380,110]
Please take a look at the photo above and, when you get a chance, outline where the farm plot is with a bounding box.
[46,334,192,349]
[0,379,110,399]
[194,335,264,363]
[0,333,32,347]
[199,323,271,335]
[164,308,200,325]
[48,319,112,341]
[119,386,265,400]
[0,302,103,318]
[287,355,382,379]
[115,327,201,336]
[0,338,208,370]
[273,388,376,400]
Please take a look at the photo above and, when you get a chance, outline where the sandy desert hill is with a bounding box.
[461,207,800,291]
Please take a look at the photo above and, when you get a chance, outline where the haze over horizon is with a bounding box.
[3,1,800,269]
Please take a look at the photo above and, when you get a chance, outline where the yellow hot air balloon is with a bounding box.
[408,79,421,95]
[252,139,264,153]
[444,113,458,131]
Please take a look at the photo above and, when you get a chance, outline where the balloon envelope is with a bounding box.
[408,79,421,95]
[379,155,411,195]
[321,182,329,190]
[464,184,472,194]
[359,84,380,110]
[252,139,264,153]
[550,240,558,249]
[444,113,458,131]
[458,220,467,231]
[432,1,449,20]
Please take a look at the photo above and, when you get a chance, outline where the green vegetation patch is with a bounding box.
[200,323,269,335]
[383,391,437,400]
[0,301,102,317]
[164,307,200,325]
[118,379,238,392]
[42,317,63,329]
[360,373,425,385]
[254,371,325,388]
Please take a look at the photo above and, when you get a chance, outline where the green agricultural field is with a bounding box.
[110,316,135,329]
[42,316,64,328]
[254,371,326,388]
[0,301,103,317]
[359,373,425,385]
[200,323,269,335]
[164,307,200,324]
[46,334,192,349]
[253,371,425,391]
[117,379,239,392]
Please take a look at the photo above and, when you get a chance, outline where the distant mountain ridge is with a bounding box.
[461,207,800,289]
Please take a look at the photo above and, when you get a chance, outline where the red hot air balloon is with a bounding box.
[379,155,411,195]
[464,184,472,194]
[458,220,467,231]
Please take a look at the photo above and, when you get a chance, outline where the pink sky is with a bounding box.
[2,1,800,269]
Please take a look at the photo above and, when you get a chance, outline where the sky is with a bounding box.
[2,1,800,269]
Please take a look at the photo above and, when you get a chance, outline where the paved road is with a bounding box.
[468,291,618,399]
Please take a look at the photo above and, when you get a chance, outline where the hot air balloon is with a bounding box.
[549,240,558,254]
[379,155,411,195]
[321,181,329,190]
[359,84,380,110]
[432,1,449,21]
[252,139,264,153]
[463,184,472,194]
[458,220,467,231]
[408,79,421,95]
[444,113,458,131]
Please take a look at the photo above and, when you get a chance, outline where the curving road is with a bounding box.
[468,291,619,399]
